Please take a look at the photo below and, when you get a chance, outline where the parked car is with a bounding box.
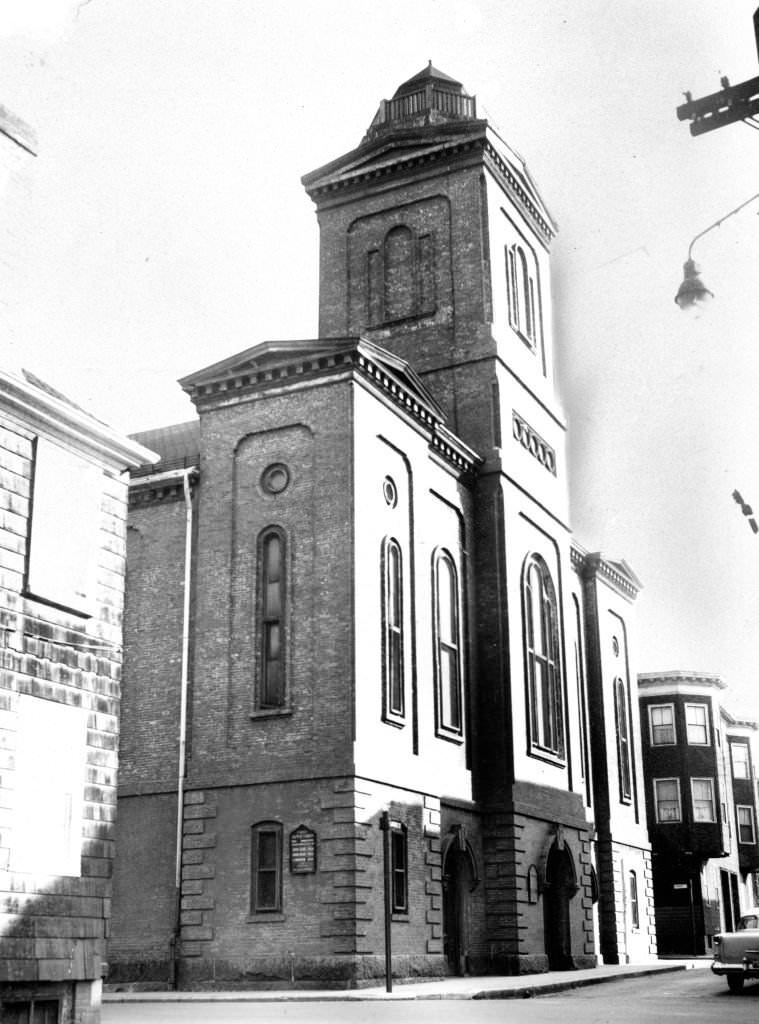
[712,910,759,993]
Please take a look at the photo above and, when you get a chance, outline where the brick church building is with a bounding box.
[109,65,657,987]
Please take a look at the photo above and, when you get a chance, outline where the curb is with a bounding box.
[103,964,689,1003]
[472,964,687,1000]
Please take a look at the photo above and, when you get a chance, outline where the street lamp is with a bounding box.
[675,192,759,312]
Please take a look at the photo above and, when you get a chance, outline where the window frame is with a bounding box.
[250,820,283,914]
[654,777,682,823]
[381,537,405,725]
[648,703,676,746]
[685,702,710,746]
[691,777,716,823]
[522,553,565,762]
[629,870,640,930]
[256,527,288,712]
[731,742,751,780]
[615,678,632,803]
[390,824,409,915]
[506,242,540,350]
[737,805,756,845]
[432,548,464,740]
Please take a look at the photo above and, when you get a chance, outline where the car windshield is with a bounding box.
[739,915,759,929]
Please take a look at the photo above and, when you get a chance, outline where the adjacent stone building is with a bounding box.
[109,65,656,988]
[0,366,154,1022]
[639,671,759,955]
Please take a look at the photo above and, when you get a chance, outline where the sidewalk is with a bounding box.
[104,959,708,1002]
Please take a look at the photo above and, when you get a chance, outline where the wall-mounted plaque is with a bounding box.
[289,825,317,874]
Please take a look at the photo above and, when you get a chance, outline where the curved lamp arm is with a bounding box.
[676,191,759,311]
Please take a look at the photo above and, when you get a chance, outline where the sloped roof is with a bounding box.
[130,419,199,477]
[393,63,466,97]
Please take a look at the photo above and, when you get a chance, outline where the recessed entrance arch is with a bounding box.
[543,833,578,970]
[441,825,478,975]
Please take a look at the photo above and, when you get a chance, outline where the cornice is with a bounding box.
[0,368,157,471]
[483,141,555,244]
[129,467,198,509]
[580,551,642,601]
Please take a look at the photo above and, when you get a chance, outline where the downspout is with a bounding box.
[171,468,195,988]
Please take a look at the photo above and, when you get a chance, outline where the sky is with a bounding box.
[1,0,758,717]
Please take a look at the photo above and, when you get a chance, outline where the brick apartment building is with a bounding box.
[639,672,759,955]
[109,65,656,988]
[0,363,154,1022]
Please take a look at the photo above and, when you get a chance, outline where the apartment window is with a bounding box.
[731,742,750,779]
[391,825,408,913]
[654,778,681,822]
[381,538,405,722]
[259,528,286,708]
[506,243,539,347]
[738,806,756,845]
[26,437,102,616]
[615,678,632,802]
[691,778,716,822]
[649,704,675,746]
[629,870,640,929]
[251,821,282,912]
[433,549,463,737]
[523,554,564,759]
[685,703,709,745]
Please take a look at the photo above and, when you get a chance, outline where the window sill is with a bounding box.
[382,714,406,730]
[435,727,464,745]
[528,746,566,768]
[391,913,409,922]
[247,912,286,923]
[250,707,293,720]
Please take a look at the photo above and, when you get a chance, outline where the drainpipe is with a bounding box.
[170,468,196,988]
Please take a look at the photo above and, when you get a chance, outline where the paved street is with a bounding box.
[102,970,759,1024]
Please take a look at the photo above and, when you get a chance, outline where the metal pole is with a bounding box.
[380,811,392,993]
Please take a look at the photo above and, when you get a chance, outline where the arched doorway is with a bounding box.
[544,839,577,970]
[442,826,478,975]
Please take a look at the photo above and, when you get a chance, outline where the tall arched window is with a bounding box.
[381,537,405,722]
[259,528,286,709]
[506,243,539,348]
[523,554,564,758]
[629,870,639,929]
[433,549,463,737]
[615,678,632,802]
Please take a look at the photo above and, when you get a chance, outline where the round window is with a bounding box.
[383,476,397,507]
[261,463,290,495]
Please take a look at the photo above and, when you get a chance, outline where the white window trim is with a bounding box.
[737,805,756,845]
[690,777,716,823]
[684,702,710,746]
[731,742,751,780]
[648,702,676,746]
[654,777,681,823]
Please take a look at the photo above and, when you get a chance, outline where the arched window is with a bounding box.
[384,225,415,321]
[250,820,283,913]
[259,528,286,709]
[433,549,463,737]
[523,554,564,758]
[615,678,632,802]
[381,537,405,722]
[506,243,539,348]
[629,870,639,929]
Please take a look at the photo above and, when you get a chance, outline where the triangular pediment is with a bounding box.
[302,121,486,194]
[179,336,445,422]
[179,337,360,391]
